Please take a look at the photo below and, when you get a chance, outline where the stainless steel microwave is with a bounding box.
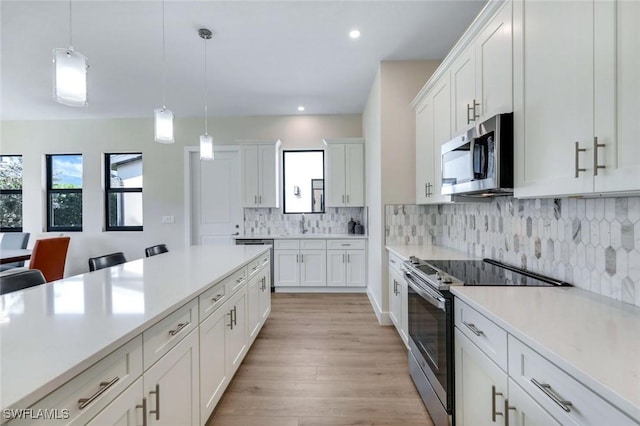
[441,113,513,196]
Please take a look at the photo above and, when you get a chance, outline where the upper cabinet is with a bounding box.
[452,1,513,136]
[514,0,640,198]
[324,138,365,207]
[241,140,281,208]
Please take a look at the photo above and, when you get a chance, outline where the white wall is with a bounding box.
[1,114,361,276]
[364,60,440,323]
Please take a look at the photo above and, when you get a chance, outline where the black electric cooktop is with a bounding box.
[414,258,571,287]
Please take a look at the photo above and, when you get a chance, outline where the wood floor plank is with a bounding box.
[206,293,434,426]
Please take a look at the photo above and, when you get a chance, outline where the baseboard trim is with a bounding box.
[274,287,367,293]
[367,287,392,326]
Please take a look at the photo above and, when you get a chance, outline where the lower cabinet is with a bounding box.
[387,251,408,345]
[199,301,229,422]
[85,377,144,426]
[275,239,366,289]
[506,378,561,426]
[143,329,199,426]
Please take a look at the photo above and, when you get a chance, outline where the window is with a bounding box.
[0,155,23,232]
[105,153,143,231]
[282,150,324,214]
[46,154,83,232]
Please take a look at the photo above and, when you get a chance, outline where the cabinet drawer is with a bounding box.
[508,336,638,425]
[258,251,270,268]
[274,240,299,250]
[326,239,366,250]
[199,280,227,323]
[247,257,264,277]
[300,239,326,249]
[227,266,248,293]
[9,337,143,426]
[388,251,403,273]
[454,299,507,371]
[143,299,198,370]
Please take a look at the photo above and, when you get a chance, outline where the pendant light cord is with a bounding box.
[204,35,208,135]
[68,0,73,48]
[161,0,166,109]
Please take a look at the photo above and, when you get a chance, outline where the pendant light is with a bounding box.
[154,0,174,143]
[53,0,88,107]
[199,28,214,160]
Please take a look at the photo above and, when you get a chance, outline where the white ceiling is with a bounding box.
[1,0,486,121]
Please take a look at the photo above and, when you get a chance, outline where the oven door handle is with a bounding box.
[404,272,446,311]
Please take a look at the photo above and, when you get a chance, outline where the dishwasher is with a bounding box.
[234,239,274,292]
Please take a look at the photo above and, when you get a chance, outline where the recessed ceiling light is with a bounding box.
[297,106,305,112]
[349,29,361,39]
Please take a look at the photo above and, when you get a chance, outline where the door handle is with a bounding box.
[300,254,304,263]
[593,136,605,176]
[136,398,148,426]
[149,384,160,420]
[492,385,504,421]
[78,377,120,409]
[575,141,587,177]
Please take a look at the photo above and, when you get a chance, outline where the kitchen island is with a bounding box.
[0,244,271,425]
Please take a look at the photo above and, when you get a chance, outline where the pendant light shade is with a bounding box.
[154,108,174,143]
[53,1,88,107]
[200,134,214,160]
[53,48,88,107]
[199,28,214,160]
[154,0,174,144]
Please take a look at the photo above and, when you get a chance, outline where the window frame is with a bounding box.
[46,154,83,232]
[282,149,325,215]
[104,153,143,232]
[0,155,24,232]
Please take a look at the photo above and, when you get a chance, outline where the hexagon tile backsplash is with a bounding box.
[385,196,640,306]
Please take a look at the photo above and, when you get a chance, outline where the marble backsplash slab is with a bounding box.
[244,207,365,236]
[385,197,640,307]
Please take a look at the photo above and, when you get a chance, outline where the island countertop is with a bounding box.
[0,245,269,413]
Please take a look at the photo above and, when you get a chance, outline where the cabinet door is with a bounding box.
[326,144,346,207]
[247,273,262,341]
[345,250,366,287]
[259,268,271,321]
[431,76,453,204]
[226,287,248,375]
[455,328,507,426]
[507,379,561,426]
[241,145,259,207]
[327,250,346,286]
[514,0,595,197]
[144,329,199,426]
[451,47,477,135]
[399,274,408,345]
[274,250,300,287]
[415,96,434,204]
[258,144,278,207]
[594,0,640,193]
[199,306,228,422]
[475,1,513,120]
[345,143,364,206]
[300,249,326,287]
[86,378,144,426]
[388,269,401,328]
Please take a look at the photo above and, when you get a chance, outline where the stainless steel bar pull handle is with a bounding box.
[492,385,504,421]
[593,136,605,176]
[254,195,257,204]
[227,310,234,329]
[232,306,238,326]
[574,141,587,177]
[168,322,189,336]
[343,254,345,263]
[472,99,480,121]
[136,397,148,426]
[78,377,120,409]
[531,378,573,412]
[296,254,299,263]
[504,399,516,426]
[300,254,304,263]
[149,384,160,420]
[347,194,350,203]
[211,294,223,303]
[467,103,473,125]
[463,321,484,336]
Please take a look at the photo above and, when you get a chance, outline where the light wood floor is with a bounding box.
[207,293,434,426]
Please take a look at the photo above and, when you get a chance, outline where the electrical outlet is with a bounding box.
[161,215,175,224]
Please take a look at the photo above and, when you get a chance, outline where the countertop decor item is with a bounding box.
[348,217,356,234]
[355,221,364,234]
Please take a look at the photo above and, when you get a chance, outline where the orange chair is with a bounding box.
[28,237,71,282]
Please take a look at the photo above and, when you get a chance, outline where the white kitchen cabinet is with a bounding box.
[247,266,270,341]
[451,1,512,136]
[506,378,561,426]
[259,265,271,321]
[225,287,248,375]
[415,76,453,205]
[300,250,327,286]
[274,249,300,286]
[85,378,144,426]
[144,328,199,426]
[387,251,408,345]
[324,139,365,207]
[455,328,508,426]
[514,0,639,198]
[241,140,281,207]
[274,240,327,287]
[199,298,229,423]
[326,240,366,288]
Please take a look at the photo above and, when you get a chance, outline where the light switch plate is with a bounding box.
[161,215,175,224]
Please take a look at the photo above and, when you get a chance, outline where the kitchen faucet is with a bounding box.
[300,214,307,234]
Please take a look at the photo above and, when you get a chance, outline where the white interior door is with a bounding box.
[190,149,242,246]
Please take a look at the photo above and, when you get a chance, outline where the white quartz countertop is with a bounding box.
[235,234,368,240]
[385,244,478,261]
[0,245,269,412]
[451,286,640,422]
